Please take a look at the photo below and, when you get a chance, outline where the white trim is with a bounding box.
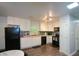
[0,49,5,51]
[59,49,69,56]
[59,49,77,56]
[69,50,77,56]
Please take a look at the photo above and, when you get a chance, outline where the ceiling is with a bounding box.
[0,2,79,19]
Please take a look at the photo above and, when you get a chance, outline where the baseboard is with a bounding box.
[22,45,41,50]
[0,49,5,51]
[59,50,69,56]
[59,49,77,56]
[32,45,41,48]
[69,50,77,56]
[0,49,5,52]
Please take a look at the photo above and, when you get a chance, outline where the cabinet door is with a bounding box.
[21,37,32,49]
[7,17,19,25]
[21,37,27,49]
[7,17,30,31]
[20,19,30,31]
[21,36,41,49]
[34,37,41,46]
[47,36,52,44]
[48,22,53,31]
[40,22,48,31]
[30,37,41,47]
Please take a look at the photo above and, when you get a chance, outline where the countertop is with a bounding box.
[21,35,54,38]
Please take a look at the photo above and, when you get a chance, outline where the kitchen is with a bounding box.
[6,16,60,49]
[0,2,78,56]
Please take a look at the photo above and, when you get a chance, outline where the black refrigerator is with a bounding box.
[5,26,20,50]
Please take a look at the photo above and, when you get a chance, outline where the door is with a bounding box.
[75,23,79,51]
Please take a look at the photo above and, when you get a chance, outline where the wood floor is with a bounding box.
[23,44,66,56]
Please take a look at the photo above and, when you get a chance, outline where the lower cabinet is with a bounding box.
[21,36,41,49]
[21,36,53,49]
[41,36,52,45]
[30,36,41,47]
[47,36,52,44]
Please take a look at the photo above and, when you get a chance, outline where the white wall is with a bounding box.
[73,20,79,51]
[69,17,76,54]
[60,15,76,55]
[0,16,7,50]
[60,15,70,55]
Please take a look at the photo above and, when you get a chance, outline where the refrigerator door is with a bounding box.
[5,27,20,50]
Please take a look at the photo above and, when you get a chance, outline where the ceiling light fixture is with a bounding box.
[49,10,53,17]
[67,2,79,9]
[48,10,53,21]
[49,17,52,21]
[42,10,53,21]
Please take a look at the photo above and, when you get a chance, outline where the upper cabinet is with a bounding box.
[40,21,48,31]
[7,16,40,32]
[7,16,20,25]
[19,18,30,31]
[6,16,59,31]
[40,17,59,31]
[7,16,30,31]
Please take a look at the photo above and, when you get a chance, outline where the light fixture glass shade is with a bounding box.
[49,17,52,21]
[48,10,53,21]
[49,10,53,17]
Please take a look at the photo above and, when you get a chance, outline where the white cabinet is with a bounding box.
[7,16,30,31]
[21,36,41,49]
[40,22,48,31]
[48,22,53,31]
[7,16,19,25]
[21,37,32,49]
[40,18,59,31]
[40,22,54,31]
[19,19,30,31]
[31,36,41,46]
[47,36,52,44]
